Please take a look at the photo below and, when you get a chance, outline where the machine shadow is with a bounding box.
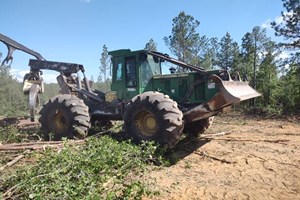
[163,136,211,165]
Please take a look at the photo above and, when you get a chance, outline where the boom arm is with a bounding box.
[147,51,208,74]
[29,59,84,74]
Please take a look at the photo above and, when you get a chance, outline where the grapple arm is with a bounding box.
[0,33,90,122]
[0,33,45,65]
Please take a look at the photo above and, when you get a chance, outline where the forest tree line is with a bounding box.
[0,0,299,117]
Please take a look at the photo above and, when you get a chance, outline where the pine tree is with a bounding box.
[275,64,300,113]
[271,0,300,53]
[216,32,235,70]
[241,26,271,106]
[271,0,300,113]
[231,42,242,74]
[256,41,279,106]
[164,11,200,64]
[188,35,207,67]
[241,27,270,88]
[144,39,157,51]
[98,45,110,92]
[0,63,28,117]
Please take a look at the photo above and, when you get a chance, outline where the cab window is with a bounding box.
[113,57,123,81]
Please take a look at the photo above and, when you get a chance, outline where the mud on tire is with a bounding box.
[124,91,184,148]
[39,94,90,140]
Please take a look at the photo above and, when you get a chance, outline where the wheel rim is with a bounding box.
[54,110,67,130]
[134,110,158,137]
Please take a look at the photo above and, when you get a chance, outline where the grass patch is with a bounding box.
[1,136,164,199]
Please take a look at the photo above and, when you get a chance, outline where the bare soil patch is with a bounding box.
[144,114,300,200]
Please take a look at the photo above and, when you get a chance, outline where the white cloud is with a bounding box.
[10,69,29,82]
[274,15,283,24]
[262,19,272,29]
[263,11,292,29]
[10,69,58,83]
[42,73,59,84]
[277,51,289,60]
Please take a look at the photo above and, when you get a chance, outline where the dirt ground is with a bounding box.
[144,113,300,200]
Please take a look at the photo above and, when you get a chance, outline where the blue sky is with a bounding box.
[0,0,285,83]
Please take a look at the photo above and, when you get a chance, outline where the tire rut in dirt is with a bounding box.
[39,94,90,140]
[124,91,184,148]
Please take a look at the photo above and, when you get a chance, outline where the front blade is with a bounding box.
[183,75,260,123]
[210,75,261,105]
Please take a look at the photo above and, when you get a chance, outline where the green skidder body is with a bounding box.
[108,49,260,147]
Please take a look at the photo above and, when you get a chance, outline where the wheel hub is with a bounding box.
[54,110,66,129]
[135,110,158,137]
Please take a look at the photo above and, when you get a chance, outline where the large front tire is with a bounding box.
[39,94,90,140]
[124,91,184,148]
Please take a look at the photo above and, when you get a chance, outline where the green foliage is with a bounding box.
[163,12,220,70]
[216,32,240,71]
[256,42,279,106]
[269,0,300,113]
[200,37,219,69]
[216,32,233,70]
[40,83,60,105]
[271,0,300,50]
[274,64,300,113]
[0,125,42,144]
[99,45,111,93]
[0,125,27,143]
[1,137,163,199]
[241,26,271,85]
[189,36,219,69]
[161,10,300,113]
[164,11,200,63]
[244,105,282,116]
[0,63,61,117]
[0,65,28,117]
[93,79,112,92]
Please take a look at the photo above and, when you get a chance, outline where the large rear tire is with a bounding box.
[124,91,184,148]
[184,117,214,137]
[39,94,90,140]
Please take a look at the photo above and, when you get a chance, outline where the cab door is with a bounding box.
[111,56,125,99]
[124,56,139,99]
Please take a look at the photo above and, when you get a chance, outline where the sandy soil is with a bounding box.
[144,114,300,200]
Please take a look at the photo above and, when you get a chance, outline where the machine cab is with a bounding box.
[109,49,162,100]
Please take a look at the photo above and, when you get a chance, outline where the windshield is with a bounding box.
[147,54,161,75]
[140,54,162,86]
